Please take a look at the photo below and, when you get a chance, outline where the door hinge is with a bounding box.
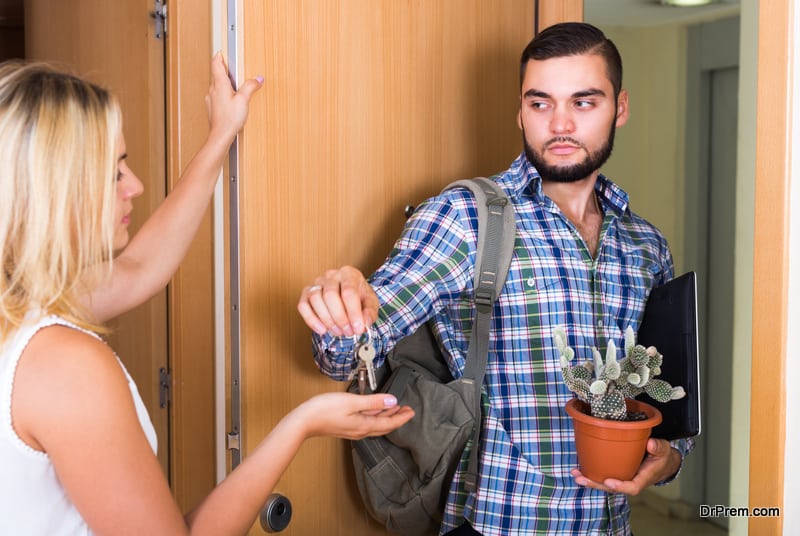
[227,432,240,451]
[151,0,167,39]
[159,367,171,408]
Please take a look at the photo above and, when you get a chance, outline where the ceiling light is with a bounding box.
[660,0,715,6]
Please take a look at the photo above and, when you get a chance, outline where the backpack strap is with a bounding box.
[442,177,515,492]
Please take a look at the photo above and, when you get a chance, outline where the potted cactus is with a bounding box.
[554,326,686,482]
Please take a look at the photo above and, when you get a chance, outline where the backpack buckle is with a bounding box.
[475,289,494,313]
[486,196,509,207]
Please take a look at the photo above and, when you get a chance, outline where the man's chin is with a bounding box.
[535,164,593,184]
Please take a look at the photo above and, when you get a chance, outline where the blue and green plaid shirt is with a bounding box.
[313,153,694,535]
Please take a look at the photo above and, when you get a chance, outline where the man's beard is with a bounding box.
[523,124,616,183]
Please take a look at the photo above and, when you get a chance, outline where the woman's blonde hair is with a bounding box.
[0,61,120,337]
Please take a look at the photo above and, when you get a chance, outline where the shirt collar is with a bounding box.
[501,152,630,216]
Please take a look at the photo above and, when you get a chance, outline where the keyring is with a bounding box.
[355,324,374,346]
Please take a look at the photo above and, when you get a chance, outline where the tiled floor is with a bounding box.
[630,502,727,535]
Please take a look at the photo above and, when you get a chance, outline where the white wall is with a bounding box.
[784,1,799,532]
[601,25,687,274]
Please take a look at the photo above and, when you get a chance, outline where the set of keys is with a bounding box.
[354,328,377,395]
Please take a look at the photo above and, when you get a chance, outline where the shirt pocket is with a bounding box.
[512,237,586,298]
[597,249,659,332]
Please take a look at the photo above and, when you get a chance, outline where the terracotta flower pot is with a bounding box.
[565,397,662,482]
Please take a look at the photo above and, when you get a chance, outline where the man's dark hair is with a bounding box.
[520,22,623,98]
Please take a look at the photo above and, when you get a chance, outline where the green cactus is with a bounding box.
[554,325,686,421]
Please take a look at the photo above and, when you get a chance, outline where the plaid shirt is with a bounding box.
[313,153,694,535]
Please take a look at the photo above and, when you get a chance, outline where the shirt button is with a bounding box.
[597,319,603,327]
[526,277,536,287]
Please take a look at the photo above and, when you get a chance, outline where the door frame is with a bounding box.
[749,0,789,534]
[165,1,216,512]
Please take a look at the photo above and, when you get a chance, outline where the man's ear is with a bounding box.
[517,108,523,130]
[615,89,630,127]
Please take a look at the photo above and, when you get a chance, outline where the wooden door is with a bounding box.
[25,0,170,475]
[230,2,592,534]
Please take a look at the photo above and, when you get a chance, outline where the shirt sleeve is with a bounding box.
[653,234,691,486]
[311,190,477,381]
[655,436,695,486]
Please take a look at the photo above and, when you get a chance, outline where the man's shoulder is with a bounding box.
[406,156,530,234]
[612,209,671,262]
[439,155,532,204]
[619,208,665,235]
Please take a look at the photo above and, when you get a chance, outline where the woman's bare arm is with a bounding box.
[84,53,262,322]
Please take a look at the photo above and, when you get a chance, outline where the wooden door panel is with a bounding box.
[25,0,169,474]
[538,0,583,29]
[237,2,537,534]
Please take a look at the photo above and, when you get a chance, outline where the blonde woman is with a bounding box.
[0,58,414,535]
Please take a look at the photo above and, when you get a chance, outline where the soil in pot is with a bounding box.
[565,398,662,482]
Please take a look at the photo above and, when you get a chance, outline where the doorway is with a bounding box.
[585,8,741,533]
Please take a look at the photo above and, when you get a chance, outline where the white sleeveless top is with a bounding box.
[0,314,158,535]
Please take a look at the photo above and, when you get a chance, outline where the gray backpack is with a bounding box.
[349,177,516,536]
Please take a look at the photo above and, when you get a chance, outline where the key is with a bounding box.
[357,341,377,392]
[357,367,368,395]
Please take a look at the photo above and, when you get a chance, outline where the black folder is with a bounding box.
[637,271,701,440]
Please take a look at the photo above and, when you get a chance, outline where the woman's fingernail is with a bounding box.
[383,396,398,407]
[255,75,264,84]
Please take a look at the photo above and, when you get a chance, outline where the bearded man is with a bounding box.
[298,22,694,536]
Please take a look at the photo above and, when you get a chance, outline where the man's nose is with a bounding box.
[550,106,575,134]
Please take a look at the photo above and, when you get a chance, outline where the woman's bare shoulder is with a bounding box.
[11,323,184,533]
[12,323,130,451]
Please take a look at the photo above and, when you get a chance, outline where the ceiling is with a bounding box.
[585,0,740,27]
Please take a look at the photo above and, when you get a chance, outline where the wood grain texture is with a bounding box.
[749,0,788,533]
[237,2,534,533]
[166,0,217,512]
[537,0,583,32]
